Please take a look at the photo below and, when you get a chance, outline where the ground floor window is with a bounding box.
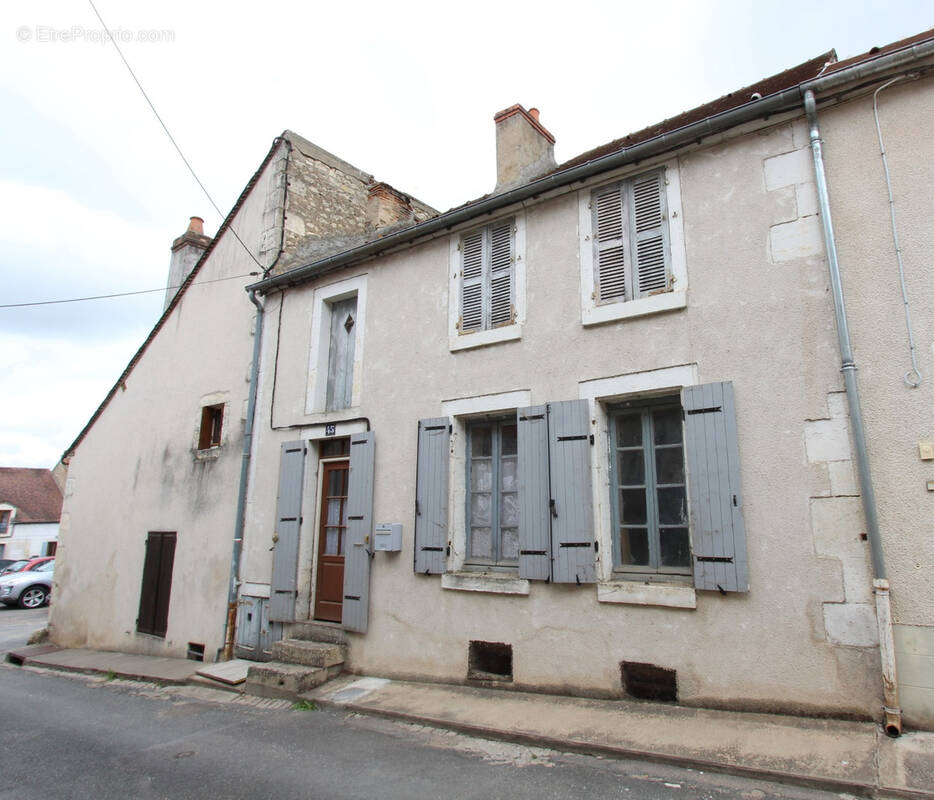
[609,398,690,575]
[466,418,519,567]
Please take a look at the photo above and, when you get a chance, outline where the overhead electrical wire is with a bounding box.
[0,271,260,309]
[86,0,266,273]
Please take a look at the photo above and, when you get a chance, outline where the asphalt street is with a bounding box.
[0,610,845,800]
[0,603,47,652]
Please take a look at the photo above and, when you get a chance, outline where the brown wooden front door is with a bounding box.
[314,460,349,622]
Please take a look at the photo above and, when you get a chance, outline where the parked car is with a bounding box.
[0,556,54,576]
[0,560,53,608]
[0,559,15,573]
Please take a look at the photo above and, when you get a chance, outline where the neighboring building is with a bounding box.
[52,31,934,731]
[0,468,63,560]
[50,131,435,656]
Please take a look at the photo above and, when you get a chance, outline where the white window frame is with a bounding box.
[580,364,699,608]
[306,274,368,416]
[578,161,688,326]
[440,390,531,584]
[448,213,526,351]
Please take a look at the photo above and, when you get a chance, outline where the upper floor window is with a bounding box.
[592,170,670,304]
[198,404,224,450]
[0,510,10,535]
[466,417,519,568]
[578,163,687,326]
[449,215,525,352]
[305,275,368,416]
[459,219,515,333]
[325,296,357,411]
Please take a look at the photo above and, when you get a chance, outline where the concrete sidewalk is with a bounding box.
[10,645,934,798]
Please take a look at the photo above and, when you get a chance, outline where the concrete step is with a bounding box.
[271,639,345,669]
[244,661,340,700]
[289,622,347,645]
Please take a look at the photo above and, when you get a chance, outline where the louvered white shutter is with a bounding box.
[631,171,669,296]
[489,219,514,327]
[460,230,483,332]
[593,184,628,303]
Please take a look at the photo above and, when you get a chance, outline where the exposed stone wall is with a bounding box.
[271,134,372,275]
[263,132,438,276]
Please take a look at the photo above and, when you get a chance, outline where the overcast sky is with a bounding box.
[0,0,930,469]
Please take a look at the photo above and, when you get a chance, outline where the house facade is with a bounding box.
[236,36,934,729]
[49,132,434,657]
[50,31,933,731]
[0,467,63,560]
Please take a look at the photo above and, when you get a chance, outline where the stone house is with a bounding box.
[0,467,63,560]
[51,31,934,731]
[50,131,434,653]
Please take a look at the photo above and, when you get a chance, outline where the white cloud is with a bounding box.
[0,331,145,467]
[0,180,166,292]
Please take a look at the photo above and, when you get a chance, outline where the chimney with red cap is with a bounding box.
[164,216,212,310]
[494,104,556,192]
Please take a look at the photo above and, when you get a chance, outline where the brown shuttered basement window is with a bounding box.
[137,531,177,637]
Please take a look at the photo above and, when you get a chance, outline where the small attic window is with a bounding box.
[198,404,224,450]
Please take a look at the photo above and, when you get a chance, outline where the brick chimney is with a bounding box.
[366,182,416,231]
[164,216,212,310]
[494,104,556,193]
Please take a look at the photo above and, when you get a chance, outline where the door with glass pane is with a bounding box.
[314,460,349,622]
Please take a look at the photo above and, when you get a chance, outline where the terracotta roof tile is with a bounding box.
[0,468,63,523]
[555,51,835,173]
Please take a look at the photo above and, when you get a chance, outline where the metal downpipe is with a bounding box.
[803,89,901,736]
[222,288,265,661]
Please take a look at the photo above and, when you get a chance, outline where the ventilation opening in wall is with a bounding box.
[468,640,513,682]
[187,642,205,662]
[621,661,677,702]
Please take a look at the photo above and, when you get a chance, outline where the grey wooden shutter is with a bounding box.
[342,431,375,632]
[460,230,483,332]
[683,382,748,593]
[517,405,551,580]
[631,170,669,296]
[489,219,514,327]
[593,184,628,302]
[270,441,306,621]
[414,418,449,574]
[547,400,596,583]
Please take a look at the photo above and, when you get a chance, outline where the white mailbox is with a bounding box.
[373,523,402,552]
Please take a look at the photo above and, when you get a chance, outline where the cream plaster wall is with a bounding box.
[243,113,888,718]
[49,153,278,661]
[817,75,934,727]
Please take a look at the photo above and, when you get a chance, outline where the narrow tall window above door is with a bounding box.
[326,296,357,411]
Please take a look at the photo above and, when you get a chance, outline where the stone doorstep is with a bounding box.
[289,621,347,645]
[271,639,346,668]
[244,661,341,700]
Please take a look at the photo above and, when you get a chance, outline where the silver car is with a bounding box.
[0,559,53,608]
